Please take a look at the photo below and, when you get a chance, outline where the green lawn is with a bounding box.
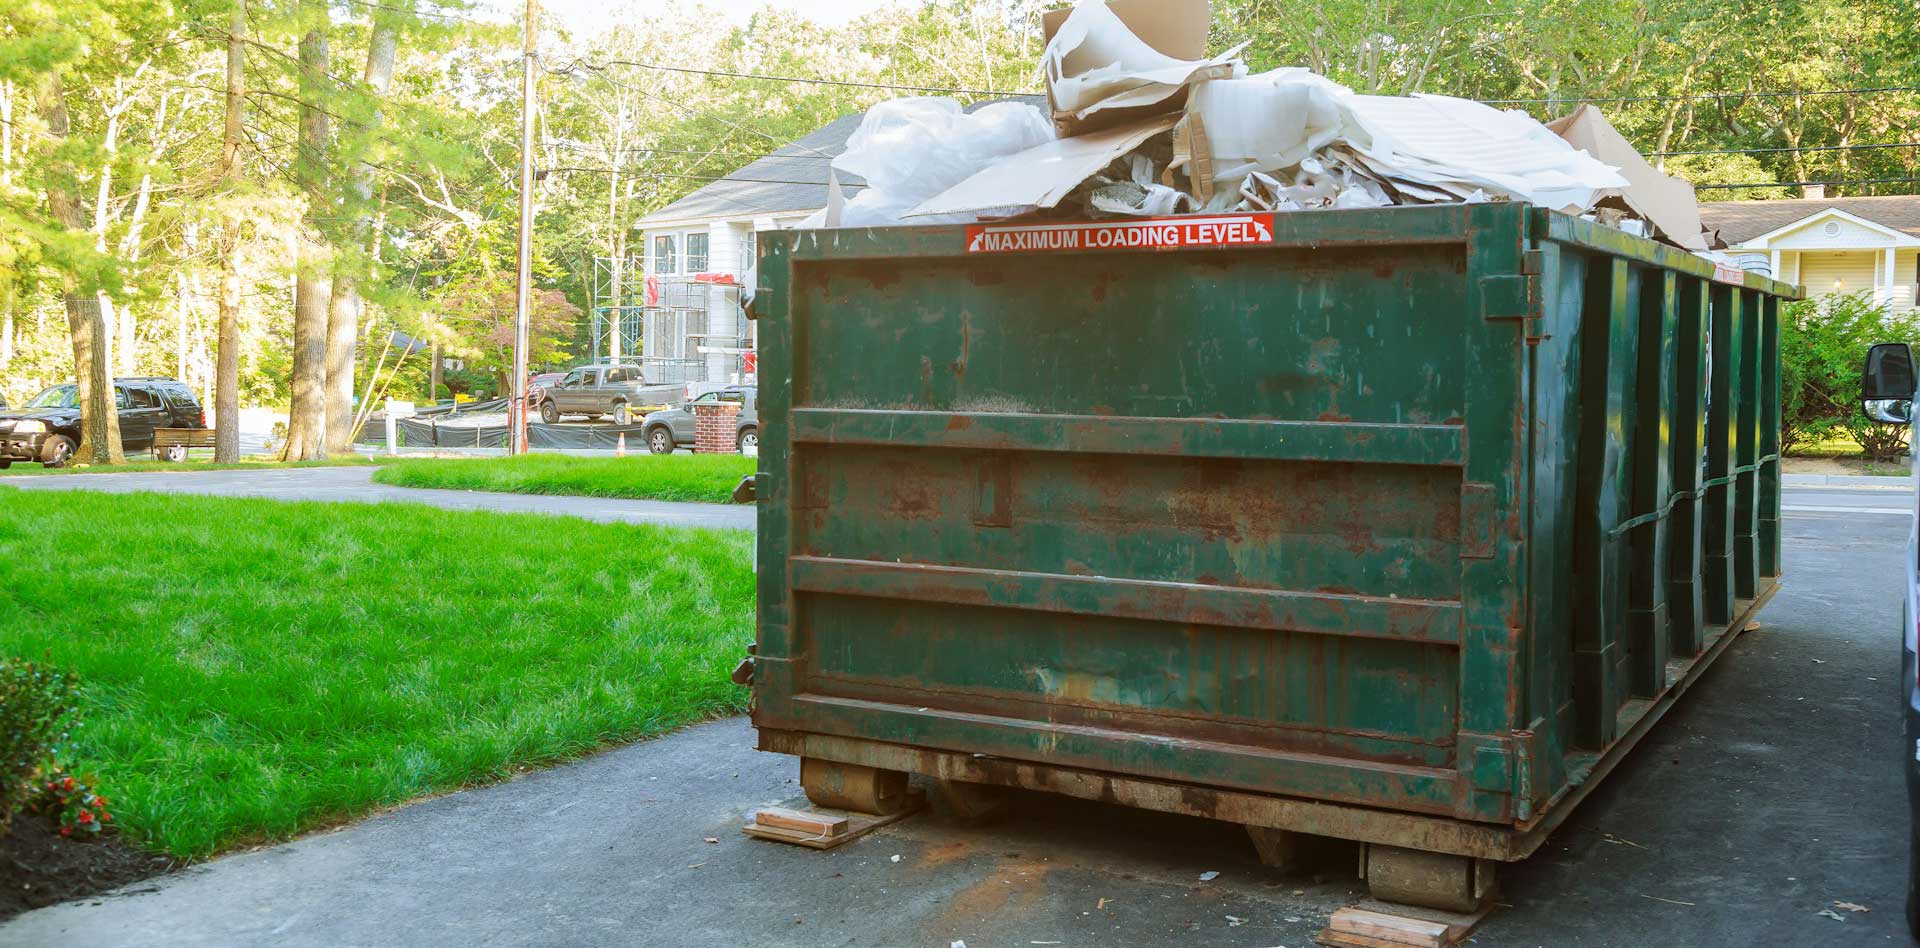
[0,455,375,476]
[373,453,759,504]
[0,488,754,858]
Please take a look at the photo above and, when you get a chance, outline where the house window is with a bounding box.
[685,232,709,273]
[652,234,677,275]
[743,231,758,267]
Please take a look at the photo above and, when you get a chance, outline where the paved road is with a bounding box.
[1,466,757,531]
[0,489,1909,947]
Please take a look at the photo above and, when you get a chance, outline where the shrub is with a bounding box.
[0,659,79,828]
[1780,291,1920,461]
[31,766,111,838]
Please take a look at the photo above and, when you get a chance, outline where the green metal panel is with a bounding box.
[752,204,1797,840]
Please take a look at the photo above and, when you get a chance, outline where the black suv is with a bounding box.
[0,377,206,468]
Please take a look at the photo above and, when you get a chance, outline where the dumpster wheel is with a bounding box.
[1361,844,1496,913]
[800,758,913,815]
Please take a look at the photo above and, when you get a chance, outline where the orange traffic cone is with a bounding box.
[616,432,627,458]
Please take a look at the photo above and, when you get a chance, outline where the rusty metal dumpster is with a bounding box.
[746,202,1797,910]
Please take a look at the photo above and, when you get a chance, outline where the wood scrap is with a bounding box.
[742,793,925,851]
[755,806,847,838]
[1316,900,1492,948]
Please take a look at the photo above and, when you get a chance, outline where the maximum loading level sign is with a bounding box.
[965,214,1278,254]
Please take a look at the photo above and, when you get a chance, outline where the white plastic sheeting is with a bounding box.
[819,97,1055,228]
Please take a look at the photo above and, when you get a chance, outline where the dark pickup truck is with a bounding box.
[0,377,206,467]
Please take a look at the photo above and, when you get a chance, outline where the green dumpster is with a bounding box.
[746,202,1797,910]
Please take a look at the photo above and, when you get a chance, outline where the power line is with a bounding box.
[578,59,1045,99]
[574,58,1918,108]
[1694,176,1920,190]
[545,141,835,162]
[549,61,842,161]
[544,166,867,188]
[1486,85,1920,105]
[1652,141,1920,157]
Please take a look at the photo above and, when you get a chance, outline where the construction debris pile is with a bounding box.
[811,0,1711,252]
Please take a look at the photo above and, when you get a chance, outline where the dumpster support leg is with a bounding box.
[1246,826,1303,872]
[1361,844,1496,913]
[930,778,1008,823]
[800,758,912,815]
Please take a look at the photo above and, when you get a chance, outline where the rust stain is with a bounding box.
[854,261,903,289]
[946,415,974,431]
[929,856,1055,932]
[919,839,976,869]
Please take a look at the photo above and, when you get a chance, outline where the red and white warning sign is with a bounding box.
[965,214,1277,254]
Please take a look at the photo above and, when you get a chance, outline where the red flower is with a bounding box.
[96,797,109,807]
[78,811,93,824]
[62,777,74,791]
[101,813,112,822]
[59,827,71,837]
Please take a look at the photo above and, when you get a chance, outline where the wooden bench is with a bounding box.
[152,427,218,461]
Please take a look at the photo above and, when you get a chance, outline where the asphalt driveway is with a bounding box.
[1,465,756,531]
[0,490,1907,947]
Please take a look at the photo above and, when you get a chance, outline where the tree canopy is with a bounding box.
[0,0,1914,455]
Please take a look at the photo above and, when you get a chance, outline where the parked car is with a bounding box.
[0,377,206,468]
[1860,342,1920,937]
[534,363,680,426]
[641,386,757,455]
[526,371,566,408]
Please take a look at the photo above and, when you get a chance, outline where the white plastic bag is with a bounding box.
[826,97,1055,227]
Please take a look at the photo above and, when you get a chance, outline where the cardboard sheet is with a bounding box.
[1548,104,1707,250]
[908,113,1181,218]
[1042,0,1244,132]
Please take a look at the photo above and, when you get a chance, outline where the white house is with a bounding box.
[632,112,869,392]
[1699,188,1920,313]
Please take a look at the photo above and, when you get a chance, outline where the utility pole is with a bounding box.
[510,0,538,454]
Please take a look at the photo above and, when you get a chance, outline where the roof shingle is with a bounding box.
[1698,194,1920,244]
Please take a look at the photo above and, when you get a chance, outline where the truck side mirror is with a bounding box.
[1864,342,1916,426]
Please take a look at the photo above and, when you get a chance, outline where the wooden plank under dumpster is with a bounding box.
[745,202,1797,910]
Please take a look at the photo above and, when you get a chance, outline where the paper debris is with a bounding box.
[818,0,1687,251]
[1043,0,1246,126]
[911,113,1179,219]
[1815,909,1847,921]
[1226,915,1245,926]
[1198,870,1220,881]
[891,854,902,863]
[1835,901,1870,913]
[1548,105,1707,250]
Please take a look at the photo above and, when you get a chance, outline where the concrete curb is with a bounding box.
[1783,473,1912,487]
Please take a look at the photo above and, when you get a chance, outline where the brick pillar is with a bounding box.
[691,402,741,454]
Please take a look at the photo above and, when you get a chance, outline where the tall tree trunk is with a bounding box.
[39,74,123,464]
[326,19,399,454]
[216,0,247,462]
[284,0,332,460]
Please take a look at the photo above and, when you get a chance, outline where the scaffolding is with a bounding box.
[589,256,753,386]
[589,255,644,365]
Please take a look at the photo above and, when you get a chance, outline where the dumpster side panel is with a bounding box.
[757,207,1509,819]
[754,206,1794,843]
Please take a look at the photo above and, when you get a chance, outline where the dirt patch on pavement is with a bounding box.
[0,819,174,920]
[932,855,1057,930]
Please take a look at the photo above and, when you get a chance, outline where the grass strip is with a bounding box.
[0,488,754,858]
